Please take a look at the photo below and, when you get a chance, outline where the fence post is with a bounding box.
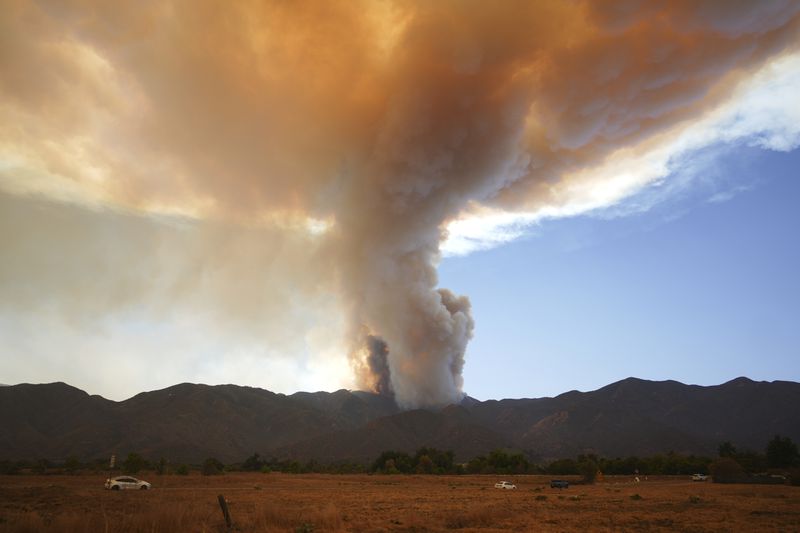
[217,494,232,529]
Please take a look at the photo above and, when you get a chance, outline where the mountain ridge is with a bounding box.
[1,377,798,463]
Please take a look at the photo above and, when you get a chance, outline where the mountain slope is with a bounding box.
[1,377,798,463]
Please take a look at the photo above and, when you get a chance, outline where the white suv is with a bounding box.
[494,481,517,489]
[105,476,151,490]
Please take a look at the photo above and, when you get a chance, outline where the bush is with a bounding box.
[175,464,189,475]
[577,456,599,484]
[202,457,224,476]
[709,458,746,483]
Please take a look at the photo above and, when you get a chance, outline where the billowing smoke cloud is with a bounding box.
[1,1,799,406]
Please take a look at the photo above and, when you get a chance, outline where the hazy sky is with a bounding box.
[1,1,799,403]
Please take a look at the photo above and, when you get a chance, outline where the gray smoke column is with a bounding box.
[2,1,799,407]
[364,335,393,397]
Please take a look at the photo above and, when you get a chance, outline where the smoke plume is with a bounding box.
[363,335,393,397]
[1,1,799,405]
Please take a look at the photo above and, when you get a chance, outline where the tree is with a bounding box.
[155,457,167,475]
[414,447,455,474]
[122,453,148,474]
[766,435,799,469]
[577,455,599,484]
[383,459,399,474]
[371,451,412,474]
[546,458,578,475]
[718,441,737,458]
[416,455,434,474]
[242,453,264,472]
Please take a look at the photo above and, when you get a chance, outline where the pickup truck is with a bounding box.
[550,479,569,489]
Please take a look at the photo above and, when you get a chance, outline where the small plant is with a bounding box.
[535,495,547,501]
[630,493,643,501]
[569,495,580,501]
[533,487,542,492]
[295,523,314,533]
[689,495,702,504]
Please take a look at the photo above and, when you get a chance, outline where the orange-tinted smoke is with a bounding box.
[1,1,798,407]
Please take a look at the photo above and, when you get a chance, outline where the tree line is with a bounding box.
[2,434,797,481]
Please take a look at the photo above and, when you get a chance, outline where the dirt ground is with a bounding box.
[1,473,798,532]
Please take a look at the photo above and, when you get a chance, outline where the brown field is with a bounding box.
[1,473,798,532]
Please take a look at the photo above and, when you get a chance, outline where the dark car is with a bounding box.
[550,479,569,489]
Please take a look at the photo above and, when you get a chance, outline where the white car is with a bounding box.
[691,474,708,482]
[105,476,151,490]
[494,481,517,489]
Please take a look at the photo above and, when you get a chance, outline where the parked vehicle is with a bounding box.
[494,481,517,489]
[105,476,151,490]
[691,474,708,482]
[550,479,569,489]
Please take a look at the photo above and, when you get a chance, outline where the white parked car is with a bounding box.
[105,476,151,490]
[691,474,708,482]
[494,481,517,489]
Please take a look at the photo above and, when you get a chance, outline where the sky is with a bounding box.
[1,1,799,404]
[446,146,800,400]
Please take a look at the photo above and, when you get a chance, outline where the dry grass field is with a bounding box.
[1,473,798,532]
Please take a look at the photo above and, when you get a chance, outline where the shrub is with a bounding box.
[242,453,264,472]
[202,457,224,476]
[709,457,746,483]
[175,464,189,475]
[577,456,599,484]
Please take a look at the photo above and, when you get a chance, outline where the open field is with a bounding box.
[1,473,798,532]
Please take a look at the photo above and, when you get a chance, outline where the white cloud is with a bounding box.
[442,52,800,256]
